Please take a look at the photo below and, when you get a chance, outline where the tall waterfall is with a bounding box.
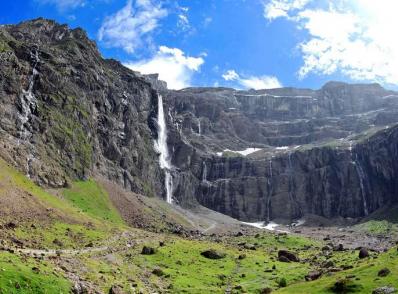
[154,94,174,204]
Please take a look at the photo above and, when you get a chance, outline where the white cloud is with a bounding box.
[263,0,398,85]
[98,0,167,53]
[240,76,282,89]
[222,70,239,81]
[177,14,190,31]
[125,46,204,89]
[37,0,85,10]
[222,70,282,89]
[263,0,310,20]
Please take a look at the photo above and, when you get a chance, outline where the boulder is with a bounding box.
[378,268,391,277]
[331,279,360,293]
[72,282,94,294]
[322,260,335,268]
[359,248,369,259]
[278,256,291,263]
[305,271,322,281]
[278,250,299,262]
[334,244,344,251]
[141,246,156,255]
[109,285,125,294]
[238,254,246,260]
[244,244,256,250]
[372,286,396,294]
[201,249,226,259]
[152,268,164,277]
[52,238,64,247]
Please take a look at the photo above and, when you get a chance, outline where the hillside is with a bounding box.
[0,18,398,293]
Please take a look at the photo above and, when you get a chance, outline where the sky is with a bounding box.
[0,0,397,90]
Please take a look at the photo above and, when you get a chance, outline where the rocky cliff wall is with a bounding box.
[0,18,164,198]
[163,84,398,221]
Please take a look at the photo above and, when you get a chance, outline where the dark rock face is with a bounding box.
[160,82,398,221]
[0,18,163,197]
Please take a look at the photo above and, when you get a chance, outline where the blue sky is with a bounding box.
[0,0,397,90]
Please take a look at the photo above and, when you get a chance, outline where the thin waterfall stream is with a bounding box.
[154,94,174,204]
[267,158,273,222]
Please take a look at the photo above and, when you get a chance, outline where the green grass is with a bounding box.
[277,247,398,293]
[221,151,244,158]
[132,233,322,294]
[136,239,237,293]
[0,158,122,248]
[354,220,397,235]
[0,158,87,220]
[62,179,125,225]
[0,252,71,293]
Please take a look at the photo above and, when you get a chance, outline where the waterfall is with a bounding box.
[19,47,40,140]
[26,154,34,179]
[154,94,174,204]
[348,141,354,163]
[202,161,207,182]
[267,158,273,222]
[353,154,369,216]
[18,47,40,177]
[198,119,201,135]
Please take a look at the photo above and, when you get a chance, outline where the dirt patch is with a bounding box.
[0,184,75,226]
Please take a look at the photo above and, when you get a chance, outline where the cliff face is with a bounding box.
[1,19,398,223]
[0,18,163,197]
[191,127,398,221]
[162,84,398,221]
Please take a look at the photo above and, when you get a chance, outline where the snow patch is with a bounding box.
[291,219,306,227]
[241,221,289,233]
[217,148,262,157]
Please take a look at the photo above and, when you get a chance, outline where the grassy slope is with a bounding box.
[62,179,125,225]
[2,157,398,293]
[0,159,123,249]
[278,248,398,293]
[0,158,125,292]
[0,252,71,294]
